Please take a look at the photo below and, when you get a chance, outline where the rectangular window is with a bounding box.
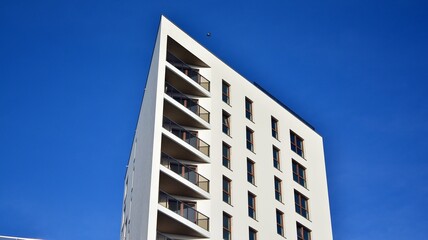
[290,131,304,158]
[223,176,232,204]
[223,142,231,169]
[276,209,284,236]
[295,191,309,219]
[246,127,254,151]
[271,117,279,139]
[223,212,232,240]
[247,159,255,184]
[292,160,307,187]
[273,146,280,170]
[222,81,230,104]
[297,223,311,240]
[248,192,256,219]
[245,97,253,121]
[223,111,231,135]
[274,177,282,202]
[249,227,257,240]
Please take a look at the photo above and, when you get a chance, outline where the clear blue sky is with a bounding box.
[1,0,427,239]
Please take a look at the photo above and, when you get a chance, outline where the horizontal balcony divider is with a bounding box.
[158,191,209,231]
[165,82,210,123]
[166,52,210,91]
[163,117,210,156]
[161,152,210,193]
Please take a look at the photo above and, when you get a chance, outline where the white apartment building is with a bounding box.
[120,16,333,240]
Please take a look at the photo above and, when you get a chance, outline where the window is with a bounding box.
[248,192,256,219]
[274,177,282,202]
[247,159,255,184]
[223,111,231,135]
[223,142,231,169]
[249,227,257,240]
[223,212,232,240]
[273,146,280,170]
[245,97,253,120]
[223,176,231,204]
[271,117,279,139]
[297,223,311,240]
[246,127,254,151]
[292,160,307,187]
[276,209,284,236]
[290,131,304,157]
[222,81,230,104]
[295,191,309,219]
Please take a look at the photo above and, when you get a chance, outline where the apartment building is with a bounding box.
[120,16,333,240]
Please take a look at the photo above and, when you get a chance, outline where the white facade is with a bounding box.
[120,16,333,240]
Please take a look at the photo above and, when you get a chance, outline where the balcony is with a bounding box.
[161,153,209,193]
[165,82,210,123]
[166,52,210,92]
[157,191,209,237]
[162,117,209,157]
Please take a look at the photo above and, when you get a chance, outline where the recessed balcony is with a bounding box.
[157,191,209,238]
[166,52,210,92]
[159,152,210,198]
[162,117,210,157]
[165,82,210,123]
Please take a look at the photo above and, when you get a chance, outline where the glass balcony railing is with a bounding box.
[156,232,175,240]
[166,52,210,91]
[161,152,210,193]
[165,82,210,123]
[163,117,210,156]
[158,191,209,231]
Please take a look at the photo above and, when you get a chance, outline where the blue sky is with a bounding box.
[1,0,427,239]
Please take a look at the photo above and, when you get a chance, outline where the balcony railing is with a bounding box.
[163,117,210,156]
[157,232,175,240]
[165,82,210,123]
[161,152,210,193]
[166,52,210,91]
[158,191,209,231]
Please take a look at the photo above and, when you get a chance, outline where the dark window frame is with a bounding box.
[223,176,232,204]
[297,223,311,240]
[246,127,254,152]
[249,227,257,240]
[276,209,284,236]
[223,212,232,240]
[273,146,280,170]
[223,111,231,136]
[247,159,255,185]
[222,142,231,169]
[274,177,282,202]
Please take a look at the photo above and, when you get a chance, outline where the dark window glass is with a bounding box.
[297,223,311,240]
[223,143,231,169]
[292,160,307,187]
[276,209,284,236]
[245,97,253,120]
[271,117,278,139]
[223,212,232,240]
[274,177,282,202]
[249,227,257,240]
[290,131,304,157]
[295,191,309,219]
[247,159,255,184]
[248,192,256,219]
[273,147,280,170]
[223,111,231,135]
[222,81,230,104]
[246,128,254,151]
[223,177,231,204]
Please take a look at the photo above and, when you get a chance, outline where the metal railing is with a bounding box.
[165,82,210,123]
[166,52,210,91]
[161,152,209,192]
[158,191,209,231]
[163,117,210,156]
